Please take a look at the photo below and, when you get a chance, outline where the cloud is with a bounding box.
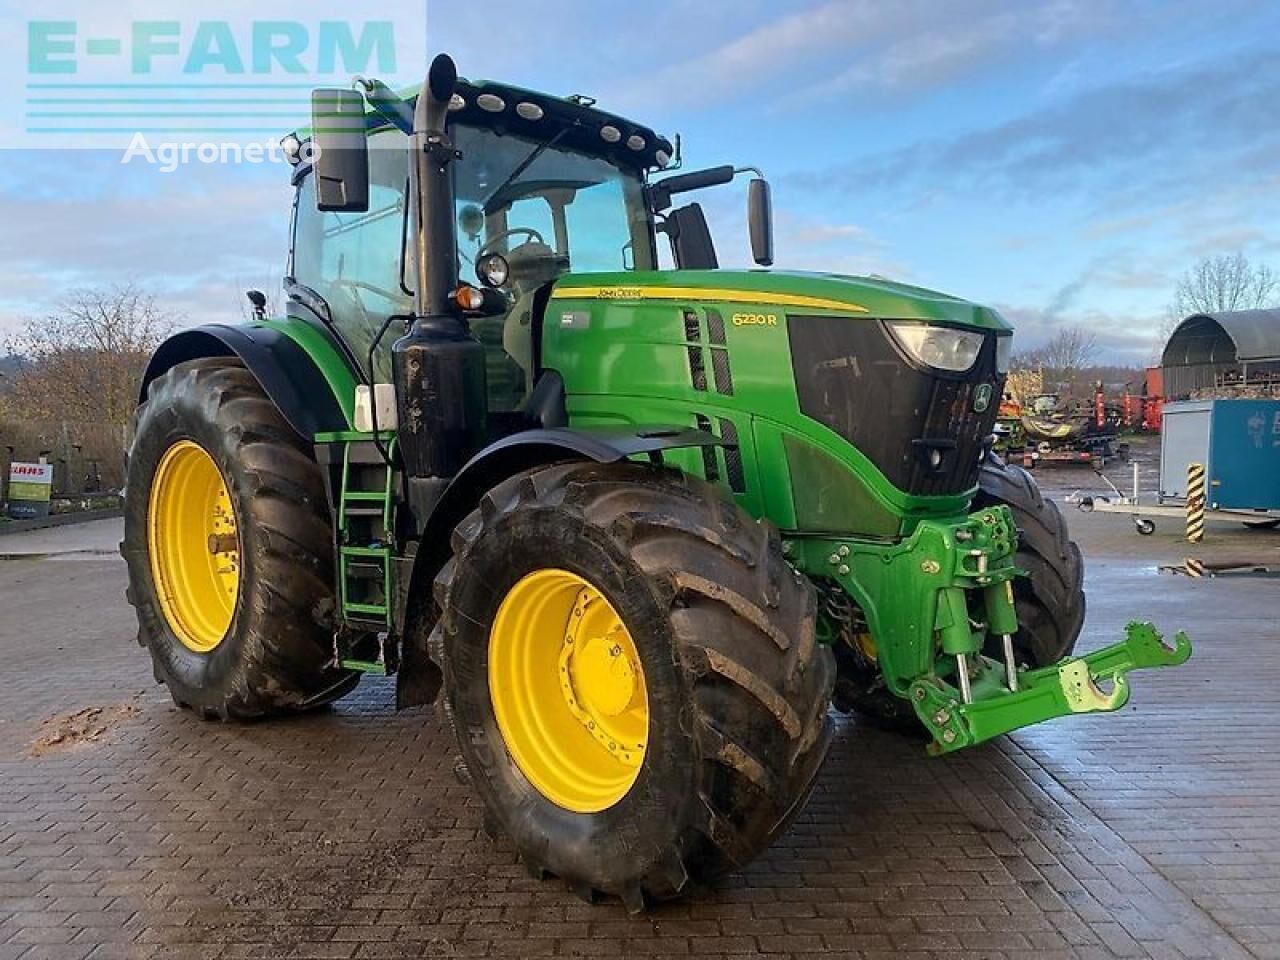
[787,51,1280,207]
[1041,274,1089,325]
[601,0,1080,113]
[602,1,930,112]
[997,301,1164,365]
[603,0,1208,113]
[0,150,292,336]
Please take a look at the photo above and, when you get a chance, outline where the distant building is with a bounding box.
[1161,310,1280,399]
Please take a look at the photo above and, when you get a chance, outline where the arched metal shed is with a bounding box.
[1161,309,1280,398]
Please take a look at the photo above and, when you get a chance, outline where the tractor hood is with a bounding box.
[550,270,1012,333]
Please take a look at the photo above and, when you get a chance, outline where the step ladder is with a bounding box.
[335,439,396,673]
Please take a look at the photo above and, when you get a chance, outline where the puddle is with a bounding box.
[1159,560,1278,578]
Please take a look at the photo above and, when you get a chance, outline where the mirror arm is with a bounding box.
[353,76,414,134]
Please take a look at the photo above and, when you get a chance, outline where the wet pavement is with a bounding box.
[1,442,1278,959]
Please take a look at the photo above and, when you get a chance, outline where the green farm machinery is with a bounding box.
[122,54,1190,908]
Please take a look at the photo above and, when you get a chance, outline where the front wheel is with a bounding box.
[432,463,834,908]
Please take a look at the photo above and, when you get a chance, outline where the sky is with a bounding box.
[3,0,1280,365]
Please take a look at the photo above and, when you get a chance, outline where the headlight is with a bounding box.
[476,252,510,289]
[886,321,984,373]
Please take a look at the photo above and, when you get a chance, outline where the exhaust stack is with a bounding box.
[392,54,489,485]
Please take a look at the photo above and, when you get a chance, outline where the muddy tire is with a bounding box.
[432,462,834,908]
[121,358,357,720]
[834,451,1085,730]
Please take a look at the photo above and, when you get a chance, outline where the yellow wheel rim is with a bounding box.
[146,440,240,653]
[489,569,649,813]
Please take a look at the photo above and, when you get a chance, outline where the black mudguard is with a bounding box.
[139,324,349,438]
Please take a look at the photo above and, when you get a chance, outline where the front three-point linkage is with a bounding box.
[912,620,1192,754]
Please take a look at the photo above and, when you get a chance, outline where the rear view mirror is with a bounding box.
[748,178,774,267]
[312,88,369,213]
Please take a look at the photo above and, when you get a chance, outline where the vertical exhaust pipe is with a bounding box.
[393,54,489,488]
[411,54,460,318]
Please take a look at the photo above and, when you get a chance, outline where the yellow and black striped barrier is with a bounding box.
[1186,462,1207,543]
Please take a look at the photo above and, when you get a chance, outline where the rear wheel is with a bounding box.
[433,462,834,908]
[121,358,357,719]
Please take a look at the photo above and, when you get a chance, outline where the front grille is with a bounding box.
[912,376,992,494]
[788,316,1002,496]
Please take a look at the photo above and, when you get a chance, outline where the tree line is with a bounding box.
[0,283,173,493]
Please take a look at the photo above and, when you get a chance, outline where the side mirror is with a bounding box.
[312,88,369,213]
[748,178,774,267]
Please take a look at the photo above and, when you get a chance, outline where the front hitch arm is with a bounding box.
[910,621,1192,755]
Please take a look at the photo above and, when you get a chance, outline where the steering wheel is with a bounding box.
[479,227,546,259]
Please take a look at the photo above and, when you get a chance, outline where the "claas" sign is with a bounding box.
[7,462,54,519]
[10,463,52,479]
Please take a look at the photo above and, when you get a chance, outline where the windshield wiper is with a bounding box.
[486,127,571,209]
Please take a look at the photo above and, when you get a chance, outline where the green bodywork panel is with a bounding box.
[541,268,1189,753]
[544,269,1004,531]
[549,269,1013,330]
[255,317,361,430]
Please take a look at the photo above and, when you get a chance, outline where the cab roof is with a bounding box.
[388,77,675,173]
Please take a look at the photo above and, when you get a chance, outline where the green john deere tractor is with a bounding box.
[122,54,1190,909]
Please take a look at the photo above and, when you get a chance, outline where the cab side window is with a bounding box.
[293,132,412,379]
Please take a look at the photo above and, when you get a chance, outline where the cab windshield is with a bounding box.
[452,125,655,297]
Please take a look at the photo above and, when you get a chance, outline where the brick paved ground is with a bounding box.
[1,481,1277,959]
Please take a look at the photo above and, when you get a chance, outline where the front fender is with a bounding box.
[395,425,720,709]
[417,425,721,550]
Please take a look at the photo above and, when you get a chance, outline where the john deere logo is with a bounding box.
[973,384,992,413]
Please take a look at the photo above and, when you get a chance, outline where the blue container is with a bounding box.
[1160,399,1280,510]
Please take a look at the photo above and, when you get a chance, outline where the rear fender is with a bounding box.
[139,321,358,438]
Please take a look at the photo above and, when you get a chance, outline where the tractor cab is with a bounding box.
[287,75,770,423]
